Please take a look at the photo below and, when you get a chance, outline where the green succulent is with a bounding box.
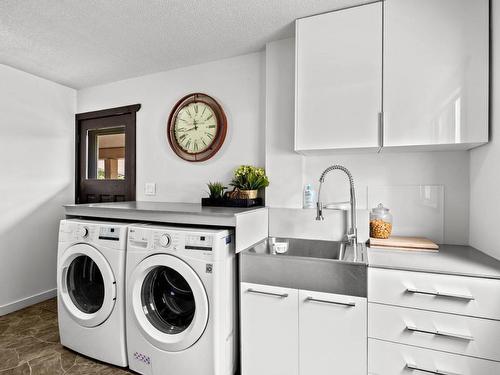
[230,165,270,190]
[206,182,227,199]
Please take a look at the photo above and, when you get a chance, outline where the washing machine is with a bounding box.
[126,224,237,375]
[57,219,128,366]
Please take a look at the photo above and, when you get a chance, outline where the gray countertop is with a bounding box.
[64,201,266,227]
[368,244,500,279]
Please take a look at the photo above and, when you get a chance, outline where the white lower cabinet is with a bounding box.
[368,267,500,374]
[368,268,500,320]
[369,338,500,375]
[369,303,500,362]
[240,282,299,375]
[240,283,367,375]
[299,290,367,375]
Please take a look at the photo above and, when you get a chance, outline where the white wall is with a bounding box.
[76,35,474,246]
[469,0,500,260]
[77,52,265,202]
[266,38,470,245]
[0,64,76,314]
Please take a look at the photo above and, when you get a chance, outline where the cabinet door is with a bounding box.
[295,2,382,151]
[299,290,367,375]
[383,0,489,148]
[240,282,299,375]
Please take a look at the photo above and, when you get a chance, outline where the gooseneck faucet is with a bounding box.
[316,165,358,257]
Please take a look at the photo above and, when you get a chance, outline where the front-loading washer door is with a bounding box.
[59,243,116,328]
[130,254,209,352]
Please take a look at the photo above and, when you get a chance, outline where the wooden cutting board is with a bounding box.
[369,236,439,251]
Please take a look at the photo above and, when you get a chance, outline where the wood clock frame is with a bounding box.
[167,93,228,162]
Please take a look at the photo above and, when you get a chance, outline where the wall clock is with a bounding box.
[167,93,227,162]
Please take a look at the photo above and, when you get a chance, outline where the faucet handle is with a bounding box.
[316,202,324,221]
[322,201,351,210]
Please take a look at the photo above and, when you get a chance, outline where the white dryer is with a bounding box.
[57,219,128,366]
[126,224,237,375]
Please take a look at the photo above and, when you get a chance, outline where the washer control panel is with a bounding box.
[59,220,127,250]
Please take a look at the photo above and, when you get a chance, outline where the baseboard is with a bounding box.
[0,288,57,316]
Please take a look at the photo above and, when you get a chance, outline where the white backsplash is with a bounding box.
[269,207,369,243]
[367,185,445,244]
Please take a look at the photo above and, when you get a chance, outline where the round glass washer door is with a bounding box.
[130,254,209,352]
[58,243,116,327]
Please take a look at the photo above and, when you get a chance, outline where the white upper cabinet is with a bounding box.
[295,0,489,152]
[383,0,489,149]
[295,3,383,152]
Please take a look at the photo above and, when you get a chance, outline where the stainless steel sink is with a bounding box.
[240,237,367,297]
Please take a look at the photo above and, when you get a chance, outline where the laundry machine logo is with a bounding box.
[133,351,151,365]
[206,264,213,274]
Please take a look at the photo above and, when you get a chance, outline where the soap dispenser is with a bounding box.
[303,184,316,209]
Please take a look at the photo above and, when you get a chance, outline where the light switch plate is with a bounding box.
[145,183,156,196]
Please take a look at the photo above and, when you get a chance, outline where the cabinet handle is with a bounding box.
[405,324,474,341]
[305,297,355,307]
[378,112,384,148]
[406,287,475,301]
[246,288,288,298]
[406,362,462,375]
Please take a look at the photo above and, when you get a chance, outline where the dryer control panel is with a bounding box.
[127,225,234,261]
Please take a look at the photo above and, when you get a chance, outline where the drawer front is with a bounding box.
[368,338,500,375]
[368,268,500,320]
[369,303,500,361]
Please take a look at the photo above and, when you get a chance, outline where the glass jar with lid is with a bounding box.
[370,203,393,239]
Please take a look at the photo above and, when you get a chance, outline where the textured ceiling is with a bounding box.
[0,0,369,88]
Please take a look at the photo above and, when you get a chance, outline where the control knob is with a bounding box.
[78,227,89,238]
[159,234,171,248]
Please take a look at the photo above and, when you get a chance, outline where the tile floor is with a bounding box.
[0,298,133,374]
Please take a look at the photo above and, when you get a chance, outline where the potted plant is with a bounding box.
[206,182,227,201]
[229,165,269,199]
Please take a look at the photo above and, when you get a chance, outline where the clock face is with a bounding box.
[167,93,227,162]
[174,102,218,154]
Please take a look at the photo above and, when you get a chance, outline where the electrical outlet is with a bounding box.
[145,183,156,196]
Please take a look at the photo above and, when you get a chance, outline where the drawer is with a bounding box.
[368,338,500,375]
[368,268,500,320]
[369,303,500,362]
